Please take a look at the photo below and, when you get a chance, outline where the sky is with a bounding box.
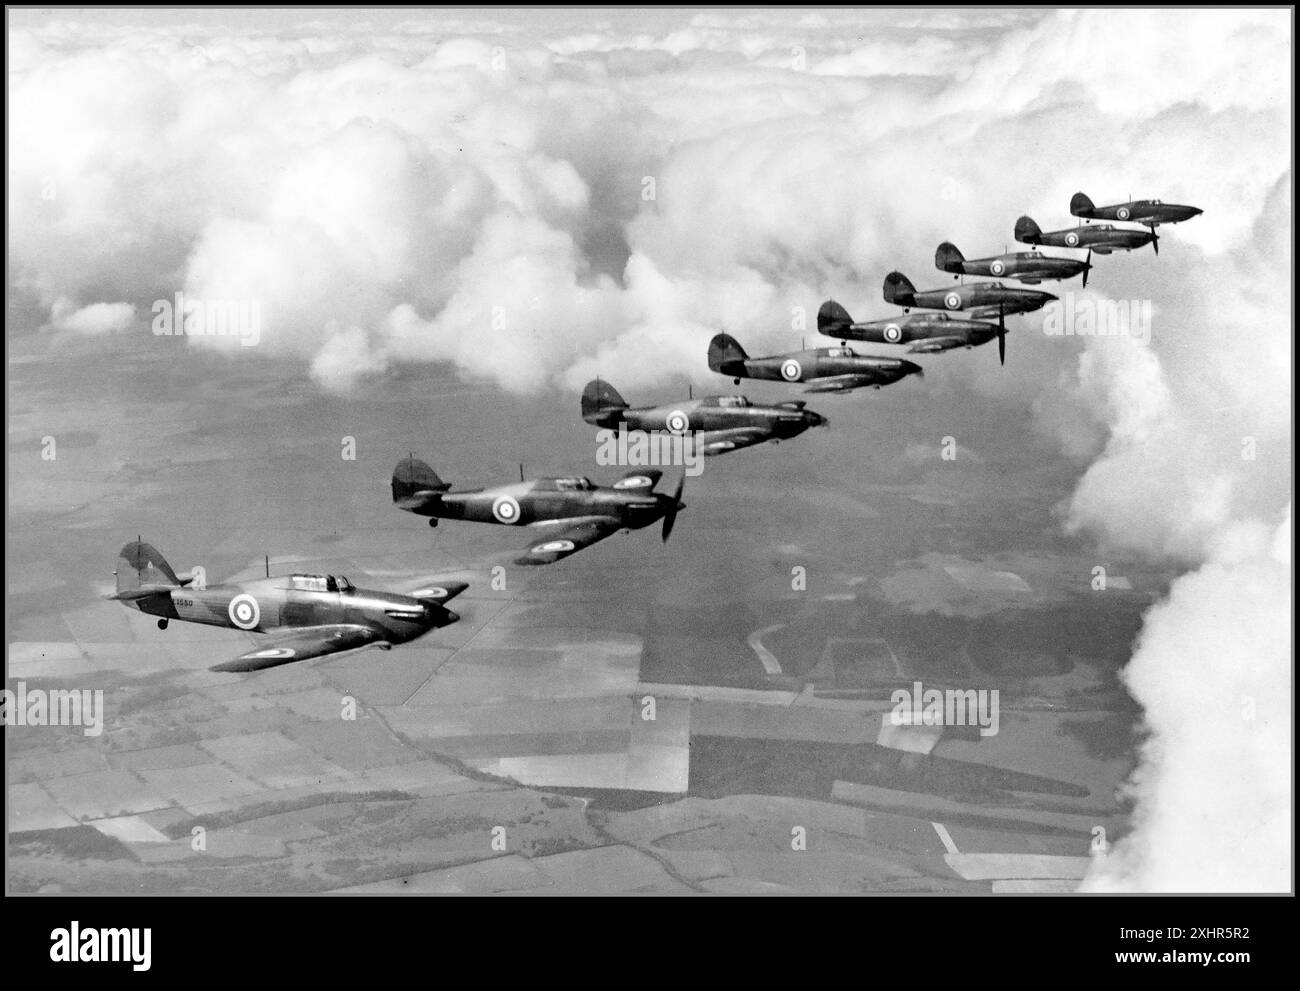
[7,7,1293,891]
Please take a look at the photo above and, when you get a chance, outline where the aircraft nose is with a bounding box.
[809,411,828,427]
[901,359,923,377]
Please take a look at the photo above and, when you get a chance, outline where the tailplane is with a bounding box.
[1014,215,1043,245]
[581,379,629,426]
[114,540,189,599]
[707,333,749,375]
[817,300,854,337]
[392,455,450,510]
[883,271,918,307]
[934,241,965,273]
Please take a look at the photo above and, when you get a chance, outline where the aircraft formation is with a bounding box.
[115,190,1199,671]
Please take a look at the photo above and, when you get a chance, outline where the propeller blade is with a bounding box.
[1150,226,1160,256]
[662,474,685,543]
[1083,249,1091,289]
[998,304,1006,366]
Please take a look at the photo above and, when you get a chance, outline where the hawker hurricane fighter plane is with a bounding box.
[883,271,1056,320]
[581,379,827,455]
[818,300,1013,365]
[110,539,466,672]
[391,456,686,565]
[1069,191,1202,227]
[935,241,1091,288]
[1015,215,1158,255]
[707,333,922,392]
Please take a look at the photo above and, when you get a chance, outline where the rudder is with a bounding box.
[581,379,629,425]
[392,455,449,506]
[1069,191,1095,217]
[115,540,188,597]
[934,242,965,273]
[817,300,853,336]
[707,333,749,374]
[883,271,917,307]
[1014,215,1042,244]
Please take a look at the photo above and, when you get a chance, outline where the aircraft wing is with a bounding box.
[514,516,623,566]
[802,374,879,393]
[398,578,469,604]
[906,336,969,354]
[211,624,380,673]
[966,304,1024,320]
[693,427,772,456]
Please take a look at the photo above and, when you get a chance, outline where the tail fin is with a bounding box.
[707,333,749,374]
[392,455,449,510]
[114,540,188,598]
[1014,215,1042,244]
[883,271,917,307]
[581,379,629,426]
[817,299,854,337]
[1069,191,1095,217]
[934,241,965,273]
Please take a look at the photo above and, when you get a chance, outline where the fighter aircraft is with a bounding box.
[391,456,686,565]
[1015,215,1158,255]
[707,333,922,392]
[935,241,1091,288]
[1069,191,1202,227]
[109,539,466,672]
[883,271,1056,320]
[581,379,827,455]
[818,300,1014,365]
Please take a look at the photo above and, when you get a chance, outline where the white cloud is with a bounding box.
[48,297,136,335]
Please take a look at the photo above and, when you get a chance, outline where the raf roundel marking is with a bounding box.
[665,410,690,435]
[1117,206,1130,221]
[990,260,1005,276]
[534,540,576,555]
[884,323,902,343]
[944,291,962,310]
[780,359,802,381]
[614,475,653,489]
[228,593,261,630]
[492,495,523,524]
[1065,231,1080,247]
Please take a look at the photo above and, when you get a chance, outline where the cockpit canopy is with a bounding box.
[289,574,354,593]
[824,347,855,358]
[540,477,595,491]
[711,395,752,409]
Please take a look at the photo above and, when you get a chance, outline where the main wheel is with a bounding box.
[428,518,439,528]
[157,618,169,630]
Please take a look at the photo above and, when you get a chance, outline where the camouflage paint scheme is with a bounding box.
[707,333,922,392]
[392,457,686,566]
[110,540,465,672]
[581,380,827,455]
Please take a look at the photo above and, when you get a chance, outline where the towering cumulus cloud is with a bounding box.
[8,9,1291,889]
